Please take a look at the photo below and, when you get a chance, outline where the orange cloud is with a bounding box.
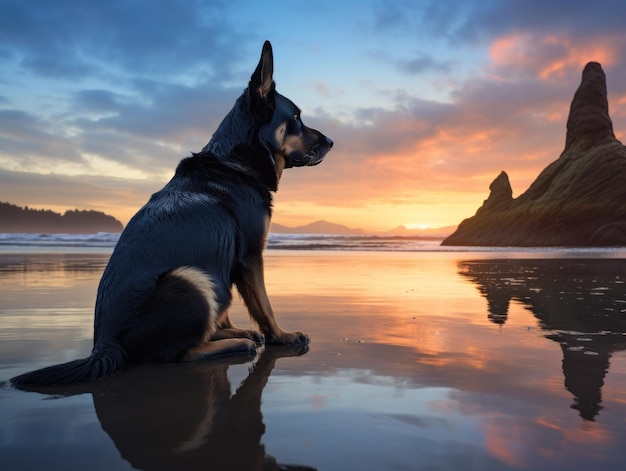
[538,36,618,79]
[489,32,621,80]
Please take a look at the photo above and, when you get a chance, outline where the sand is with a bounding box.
[1,250,626,470]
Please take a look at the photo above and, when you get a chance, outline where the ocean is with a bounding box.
[2,232,626,256]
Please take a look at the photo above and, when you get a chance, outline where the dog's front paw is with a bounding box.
[268,330,309,346]
[249,331,265,346]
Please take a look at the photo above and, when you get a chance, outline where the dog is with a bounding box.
[11,40,333,387]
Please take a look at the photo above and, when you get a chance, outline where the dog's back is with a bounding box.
[95,149,274,334]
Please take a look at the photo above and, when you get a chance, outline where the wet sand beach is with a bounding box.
[1,249,626,470]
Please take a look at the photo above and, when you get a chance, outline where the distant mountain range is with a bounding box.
[0,202,123,234]
[0,201,455,237]
[271,220,456,237]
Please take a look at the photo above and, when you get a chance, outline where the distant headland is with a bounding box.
[0,202,453,237]
[0,202,124,234]
[443,62,626,247]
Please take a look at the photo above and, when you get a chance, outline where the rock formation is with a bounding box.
[443,62,626,246]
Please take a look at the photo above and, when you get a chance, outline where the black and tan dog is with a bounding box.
[12,41,333,387]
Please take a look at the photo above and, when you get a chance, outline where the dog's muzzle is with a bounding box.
[289,136,334,167]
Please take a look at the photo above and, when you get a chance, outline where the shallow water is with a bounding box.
[1,250,626,470]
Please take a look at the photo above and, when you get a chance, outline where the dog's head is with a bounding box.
[204,41,333,186]
[251,41,333,175]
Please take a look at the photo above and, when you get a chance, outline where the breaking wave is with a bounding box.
[1,232,625,255]
[0,232,121,249]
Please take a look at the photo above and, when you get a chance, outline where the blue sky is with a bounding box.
[1,0,626,231]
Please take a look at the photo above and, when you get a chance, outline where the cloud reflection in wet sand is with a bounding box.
[1,252,626,470]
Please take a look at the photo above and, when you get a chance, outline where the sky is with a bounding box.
[1,0,626,232]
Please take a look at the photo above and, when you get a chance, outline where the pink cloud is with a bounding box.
[489,32,622,80]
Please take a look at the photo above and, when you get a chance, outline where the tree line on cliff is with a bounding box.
[0,201,123,233]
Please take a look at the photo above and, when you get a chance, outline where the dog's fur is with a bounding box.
[11,41,332,388]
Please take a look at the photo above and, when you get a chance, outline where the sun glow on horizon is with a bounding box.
[405,223,435,230]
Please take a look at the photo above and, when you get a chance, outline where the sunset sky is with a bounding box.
[1,0,626,232]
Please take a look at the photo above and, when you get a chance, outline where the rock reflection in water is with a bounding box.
[458,258,626,422]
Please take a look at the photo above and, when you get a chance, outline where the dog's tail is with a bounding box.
[10,340,125,389]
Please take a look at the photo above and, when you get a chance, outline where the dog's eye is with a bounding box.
[287,113,302,134]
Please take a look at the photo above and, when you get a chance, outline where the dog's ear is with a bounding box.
[249,41,275,116]
[252,41,274,98]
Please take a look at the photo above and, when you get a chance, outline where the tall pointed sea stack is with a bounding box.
[443,62,626,246]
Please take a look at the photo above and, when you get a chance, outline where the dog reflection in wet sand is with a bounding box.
[86,346,314,471]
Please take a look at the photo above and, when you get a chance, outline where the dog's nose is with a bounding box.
[326,136,334,148]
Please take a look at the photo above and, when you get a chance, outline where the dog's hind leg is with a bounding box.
[211,327,265,346]
[183,338,257,361]
[213,311,265,345]
[120,266,250,363]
